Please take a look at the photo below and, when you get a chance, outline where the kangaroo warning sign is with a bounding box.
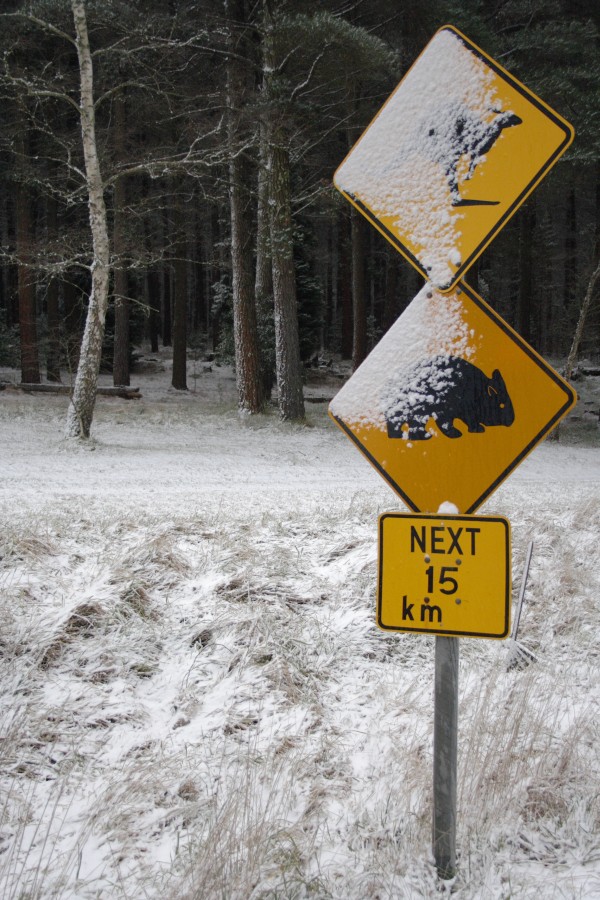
[378,513,511,638]
[334,25,574,292]
[329,281,576,514]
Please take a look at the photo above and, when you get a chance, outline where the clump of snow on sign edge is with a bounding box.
[329,284,474,430]
[438,501,459,514]
[334,28,498,287]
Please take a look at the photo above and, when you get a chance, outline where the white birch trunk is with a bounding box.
[65,0,111,439]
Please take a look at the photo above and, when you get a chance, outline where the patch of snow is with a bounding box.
[0,352,598,898]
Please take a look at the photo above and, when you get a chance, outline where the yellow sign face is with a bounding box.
[334,25,574,292]
[378,513,510,638]
[329,282,576,514]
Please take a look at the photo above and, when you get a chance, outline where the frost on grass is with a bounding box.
[0,371,599,898]
[334,28,512,286]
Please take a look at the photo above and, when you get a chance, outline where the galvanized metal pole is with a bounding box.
[432,635,459,879]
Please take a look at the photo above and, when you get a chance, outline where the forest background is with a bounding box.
[1,0,599,435]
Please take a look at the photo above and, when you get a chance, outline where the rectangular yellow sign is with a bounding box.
[378,513,511,638]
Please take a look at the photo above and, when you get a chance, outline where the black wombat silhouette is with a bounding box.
[385,355,515,440]
[427,107,523,206]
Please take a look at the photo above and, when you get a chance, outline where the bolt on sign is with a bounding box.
[378,513,511,638]
[334,25,574,292]
[329,281,576,515]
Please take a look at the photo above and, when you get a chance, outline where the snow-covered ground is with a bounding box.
[1,353,599,898]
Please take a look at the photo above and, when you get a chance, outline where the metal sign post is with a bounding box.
[433,636,459,879]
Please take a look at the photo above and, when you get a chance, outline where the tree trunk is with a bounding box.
[563,183,577,311]
[45,196,61,382]
[112,89,130,386]
[517,199,535,344]
[1,197,16,328]
[66,0,111,439]
[162,213,172,348]
[351,208,367,369]
[16,172,40,384]
[171,189,188,390]
[226,0,264,413]
[565,256,600,381]
[263,6,304,421]
[255,115,275,400]
[64,277,84,373]
[340,219,353,359]
[147,269,160,353]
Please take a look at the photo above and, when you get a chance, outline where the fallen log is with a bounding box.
[1,382,141,399]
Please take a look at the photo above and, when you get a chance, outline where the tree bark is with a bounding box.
[340,218,353,359]
[255,114,275,400]
[16,169,40,384]
[263,6,304,421]
[565,256,600,381]
[112,89,130,386]
[66,0,111,439]
[162,211,172,348]
[147,268,160,353]
[171,189,188,390]
[226,0,264,413]
[45,196,61,382]
[351,208,367,369]
[517,199,535,344]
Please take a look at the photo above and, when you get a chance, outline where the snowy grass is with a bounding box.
[0,364,599,898]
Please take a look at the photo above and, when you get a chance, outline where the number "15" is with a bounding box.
[425,565,459,595]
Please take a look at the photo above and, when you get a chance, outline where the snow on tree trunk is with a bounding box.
[65,0,111,439]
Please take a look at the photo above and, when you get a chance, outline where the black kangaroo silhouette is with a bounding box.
[427,108,523,206]
[384,356,515,441]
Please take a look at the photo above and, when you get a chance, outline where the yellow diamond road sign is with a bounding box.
[334,25,574,292]
[329,282,576,514]
[378,513,511,638]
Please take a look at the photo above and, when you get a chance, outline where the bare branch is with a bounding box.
[1,11,76,47]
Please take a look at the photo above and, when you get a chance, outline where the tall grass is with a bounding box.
[1,482,599,898]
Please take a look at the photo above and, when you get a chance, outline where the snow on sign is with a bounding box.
[329,282,577,515]
[334,25,574,292]
[378,513,511,638]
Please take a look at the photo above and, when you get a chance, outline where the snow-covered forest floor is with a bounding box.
[1,350,599,899]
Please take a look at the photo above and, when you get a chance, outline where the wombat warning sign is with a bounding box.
[329,282,576,514]
[333,25,574,292]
